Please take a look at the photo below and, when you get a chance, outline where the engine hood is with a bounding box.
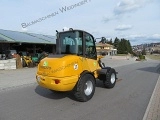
[37,55,82,77]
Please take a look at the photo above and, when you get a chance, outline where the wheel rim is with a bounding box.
[111,73,116,84]
[84,81,93,96]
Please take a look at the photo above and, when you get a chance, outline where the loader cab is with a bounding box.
[56,29,97,60]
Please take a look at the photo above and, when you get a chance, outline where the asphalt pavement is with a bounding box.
[0,56,159,120]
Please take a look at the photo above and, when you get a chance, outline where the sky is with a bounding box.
[0,0,160,45]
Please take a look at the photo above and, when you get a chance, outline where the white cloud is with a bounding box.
[115,24,133,31]
[102,16,113,22]
[103,0,153,23]
[127,34,147,39]
[151,34,160,39]
[126,33,160,41]
[122,33,160,45]
[114,0,139,14]
[114,0,153,15]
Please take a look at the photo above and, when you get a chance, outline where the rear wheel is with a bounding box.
[73,74,95,102]
[104,68,116,88]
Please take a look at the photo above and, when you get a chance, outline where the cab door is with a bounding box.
[83,32,98,72]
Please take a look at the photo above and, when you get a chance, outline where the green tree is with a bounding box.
[107,38,113,45]
[99,37,107,43]
[127,40,132,53]
[117,39,124,54]
[113,37,120,48]
[117,38,132,54]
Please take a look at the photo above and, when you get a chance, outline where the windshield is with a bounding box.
[59,31,83,55]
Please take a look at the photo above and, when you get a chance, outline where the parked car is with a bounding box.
[0,51,6,60]
[101,51,106,56]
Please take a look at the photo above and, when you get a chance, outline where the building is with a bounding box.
[0,29,56,55]
[96,43,117,56]
[132,42,160,54]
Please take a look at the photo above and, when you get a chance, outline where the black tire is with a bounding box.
[73,74,95,102]
[104,68,116,88]
[22,59,26,67]
[28,62,34,68]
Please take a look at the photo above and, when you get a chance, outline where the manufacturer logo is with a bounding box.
[74,64,78,70]
[43,61,48,66]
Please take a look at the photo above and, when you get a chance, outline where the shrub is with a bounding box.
[139,55,145,60]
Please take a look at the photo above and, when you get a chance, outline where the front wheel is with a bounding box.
[73,74,95,102]
[104,68,116,88]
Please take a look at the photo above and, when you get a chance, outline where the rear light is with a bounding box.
[54,79,60,84]
[36,76,41,82]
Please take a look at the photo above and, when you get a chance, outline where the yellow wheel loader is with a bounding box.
[36,28,117,102]
[22,55,33,67]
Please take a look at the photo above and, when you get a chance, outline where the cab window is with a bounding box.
[60,31,83,54]
[85,33,97,59]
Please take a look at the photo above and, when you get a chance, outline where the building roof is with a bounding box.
[0,35,8,42]
[0,29,56,44]
[96,42,113,47]
[0,33,15,42]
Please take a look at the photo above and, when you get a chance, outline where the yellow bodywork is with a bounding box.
[36,55,102,91]
[22,56,32,66]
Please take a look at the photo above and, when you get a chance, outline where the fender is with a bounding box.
[97,67,111,75]
[73,70,96,91]
[97,67,114,81]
